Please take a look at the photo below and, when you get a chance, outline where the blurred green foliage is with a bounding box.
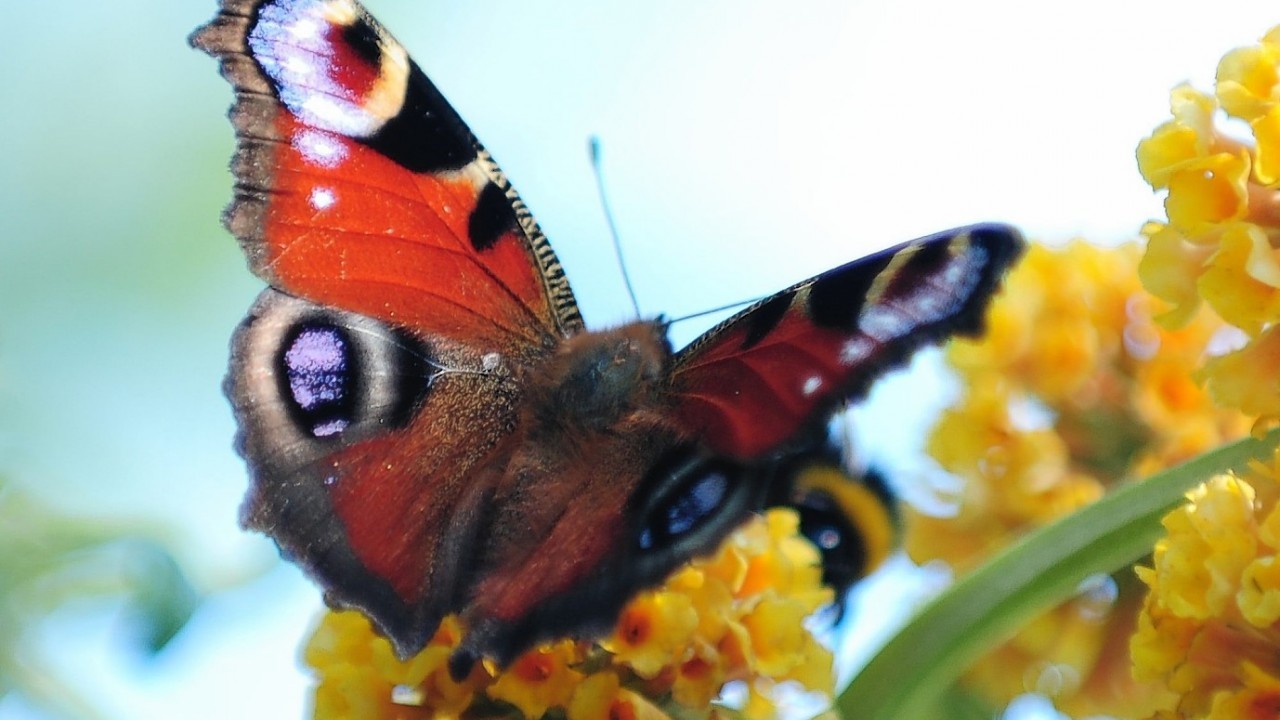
[0,479,198,719]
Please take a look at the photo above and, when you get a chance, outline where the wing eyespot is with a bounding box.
[279,322,359,438]
[231,290,438,456]
[633,446,751,553]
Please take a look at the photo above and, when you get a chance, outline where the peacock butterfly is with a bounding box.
[192,0,1024,678]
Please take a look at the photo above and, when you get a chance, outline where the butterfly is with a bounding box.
[192,0,1024,679]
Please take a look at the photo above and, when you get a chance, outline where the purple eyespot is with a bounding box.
[281,324,355,438]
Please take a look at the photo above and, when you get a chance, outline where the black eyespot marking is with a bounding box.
[342,17,384,70]
[807,250,895,329]
[637,451,736,551]
[665,472,728,537]
[740,291,793,350]
[366,63,478,173]
[279,323,358,438]
[468,182,518,253]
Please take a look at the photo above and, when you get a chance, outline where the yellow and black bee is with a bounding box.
[768,439,898,614]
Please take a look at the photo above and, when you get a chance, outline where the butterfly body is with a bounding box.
[195,0,1024,675]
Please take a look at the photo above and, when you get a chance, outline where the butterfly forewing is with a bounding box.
[192,0,582,346]
[671,224,1025,460]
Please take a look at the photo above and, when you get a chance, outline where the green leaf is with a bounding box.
[123,540,200,654]
[839,430,1280,720]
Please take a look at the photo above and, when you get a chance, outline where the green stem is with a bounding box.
[838,430,1280,720]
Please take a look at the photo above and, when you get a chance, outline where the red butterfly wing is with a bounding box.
[194,0,581,346]
[193,0,583,657]
[671,224,1025,459]
[225,289,527,655]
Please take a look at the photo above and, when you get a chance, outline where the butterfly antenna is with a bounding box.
[665,296,762,327]
[590,136,643,319]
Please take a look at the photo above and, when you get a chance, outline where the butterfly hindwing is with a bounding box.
[226,289,531,657]
[671,224,1025,460]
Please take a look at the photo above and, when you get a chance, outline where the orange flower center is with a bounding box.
[681,656,712,680]
[621,610,652,646]
[1249,693,1280,719]
[609,700,638,720]
[513,653,555,682]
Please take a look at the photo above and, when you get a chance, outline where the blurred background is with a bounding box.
[1,0,1276,718]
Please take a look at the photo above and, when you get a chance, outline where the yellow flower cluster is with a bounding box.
[1136,26,1280,422]
[1132,450,1280,719]
[303,509,834,720]
[907,241,1249,716]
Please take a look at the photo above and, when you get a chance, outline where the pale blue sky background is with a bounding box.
[1,1,1278,718]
